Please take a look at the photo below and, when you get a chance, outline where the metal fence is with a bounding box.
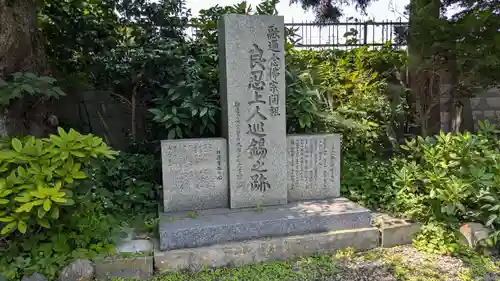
[186,19,409,50]
[286,19,408,49]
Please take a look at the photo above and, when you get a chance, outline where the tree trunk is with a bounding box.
[408,0,441,137]
[0,0,55,137]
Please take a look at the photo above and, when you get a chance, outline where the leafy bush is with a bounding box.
[0,128,116,236]
[0,128,119,280]
[149,42,220,139]
[149,0,281,140]
[0,72,66,106]
[286,47,405,157]
[0,201,123,280]
[84,152,159,216]
[392,121,500,251]
[341,154,394,211]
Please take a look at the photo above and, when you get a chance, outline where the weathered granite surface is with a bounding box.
[161,138,227,212]
[159,197,371,250]
[155,227,379,272]
[94,256,153,281]
[218,14,287,208]
[373,213,421,248]
[287,134,341,201]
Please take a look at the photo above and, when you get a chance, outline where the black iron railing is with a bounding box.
[286,19,408,49]
[185,18,409,49]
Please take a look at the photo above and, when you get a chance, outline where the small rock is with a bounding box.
[58,259,94,281]
[459,222,491,249]
[21,273,48,281]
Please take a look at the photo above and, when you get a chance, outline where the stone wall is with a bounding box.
[54,90,150,150]
[470,87,500,130]
[54,86,500,150]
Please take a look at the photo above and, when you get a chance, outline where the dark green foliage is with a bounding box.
[84,152,159,215]
[0,150,158,281]
[286,46,406,156]
[341,155,394,211]
[392,121,500,252]
[0,130,121,280]
[148,0,280,140]
[290,0,374,22]
[0,73,66,106]
[0,201,124,280]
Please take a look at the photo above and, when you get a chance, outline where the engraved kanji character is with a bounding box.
[268,40,279,52]
[269,53,280,67]
[247,122,266,137]
[250,43,266,69]
[269,80,279,94]
[251,160,267,172]
[269,93,279,105]
[267,25,280,40]
[249,91,265,105]
[248,138,267,159]
[249,69,265,91]
[247,106,268,122]
[270,106,280,117]
[270,70,280,81]
[250,173,271,192]
[267,25,280,52]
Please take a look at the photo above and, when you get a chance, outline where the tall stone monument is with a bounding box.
[218,15,287,208]
[157,14,374,267]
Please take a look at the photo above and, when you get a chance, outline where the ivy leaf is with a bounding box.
[0,216,14,222]
[486,214,498,226]
[70,151,86,157]
[43,199,52,211]
[17,220,27,234]
[37,218,51,228]
[38,206,47,218]
[11,138,22,152]
[50,206,59,219]
[21,84,35,95]
[1,221,17,235]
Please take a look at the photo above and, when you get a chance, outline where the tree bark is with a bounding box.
[0,0,55,137]
[408,0,441,137]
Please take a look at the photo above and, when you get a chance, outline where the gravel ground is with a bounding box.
[155,245,499,281]
[328,246,500,281]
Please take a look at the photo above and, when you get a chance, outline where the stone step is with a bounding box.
[159,197,372,251]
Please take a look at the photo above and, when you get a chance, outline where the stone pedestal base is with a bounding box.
[159,197,372,251]
[155,227,379,272]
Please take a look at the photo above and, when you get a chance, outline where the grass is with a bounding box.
[152,254,339,281]
[110,247,499,281]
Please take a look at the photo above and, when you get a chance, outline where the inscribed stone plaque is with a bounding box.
[287,134,341,202]
[161,138,228,212]
[218,15,287,208]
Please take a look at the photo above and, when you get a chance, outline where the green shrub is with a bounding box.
[392,121,500,251]
[0,128,120,280]
[0,128,116,236]
[286,47,405,157]
[84,152,159,216]
[149,0,280,140]
[0,201,123,280]
[341,154,394,211]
